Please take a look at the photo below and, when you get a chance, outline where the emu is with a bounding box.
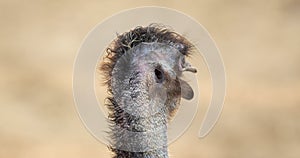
[100,24,197,158]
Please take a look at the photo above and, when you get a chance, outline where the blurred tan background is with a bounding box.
[1,0,300,158]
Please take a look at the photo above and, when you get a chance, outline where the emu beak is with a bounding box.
[179,79,194,100]
[179,61,197,100]
[181,61,197,73]
[182,67,197,73]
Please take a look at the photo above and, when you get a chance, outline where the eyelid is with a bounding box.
[154,65,165,83]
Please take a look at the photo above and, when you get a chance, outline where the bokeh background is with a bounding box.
[1,0,300,158]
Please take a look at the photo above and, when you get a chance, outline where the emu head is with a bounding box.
[101,25,197,119]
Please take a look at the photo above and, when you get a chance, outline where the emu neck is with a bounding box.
[111,98,169,158]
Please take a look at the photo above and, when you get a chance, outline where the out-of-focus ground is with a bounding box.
[1,0,300,158]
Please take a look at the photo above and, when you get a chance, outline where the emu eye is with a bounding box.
[154,68,164,83]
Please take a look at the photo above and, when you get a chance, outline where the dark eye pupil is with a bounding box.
[155,68,164,83]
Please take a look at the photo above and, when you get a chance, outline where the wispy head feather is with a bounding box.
[100,24,194,93]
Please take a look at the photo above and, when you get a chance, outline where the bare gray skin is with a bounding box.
[110,42,196,157]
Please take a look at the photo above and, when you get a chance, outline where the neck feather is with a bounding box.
[109,97,169,158]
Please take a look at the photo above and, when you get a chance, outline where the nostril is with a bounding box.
[155,68,164,83]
